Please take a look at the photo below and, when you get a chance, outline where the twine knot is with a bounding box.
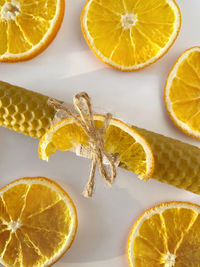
[48,92,117,197]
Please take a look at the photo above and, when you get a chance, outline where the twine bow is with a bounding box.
[48,92,117,197]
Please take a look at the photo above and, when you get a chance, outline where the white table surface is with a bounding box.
[0,0,200,266]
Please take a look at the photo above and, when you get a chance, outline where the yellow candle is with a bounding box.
[1,81,200,195]
[0,81,55,138]
[134,126,200,195]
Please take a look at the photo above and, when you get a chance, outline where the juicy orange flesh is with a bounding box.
[44,119,148,176]
[169,51,200,132]
[0,0,57,55]
[132,207,200,266]
[84,0,177,66]
[0,182,72,267]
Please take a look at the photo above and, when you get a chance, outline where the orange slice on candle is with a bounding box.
[39,115,154,181]
[0,0,65,62]
[0,177,77,266]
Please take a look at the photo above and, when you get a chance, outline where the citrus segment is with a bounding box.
[132,27,159,65]
[0,177,77,267]
[0,0,65,62]
[3,233,22,267]
[0,197,10,222]
[161,208,197,253]
[134,258,163,267]
[16,14,51,45]
[8,20,32,54]
[176,60,200,89]
[23,200,72,234]
[2,184,29,221]
[0,230,10,254]
[135,22,174,48]
[21,184,60,219]
[137,213,167,254]
[16,229,44,267]
[20,226,66,258]
[176,215,200,265]
[39,115,154,180]
[98,0,126,13]
[111,29,136,67]
[104,124,135,154]
[127,202,200,267]
[0,20,7,54]
[165,47,200,139]
[132,0,162,13]
[187,51,200,74]
[136,3,176,24]
[81,0,181,71]
[0,221,8,232]
[133,236,162,261]
[169,78,200,102]
[20,0,57,20]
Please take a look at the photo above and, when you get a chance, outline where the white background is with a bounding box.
[0,0,200,266]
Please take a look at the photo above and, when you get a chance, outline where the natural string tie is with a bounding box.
[48,92,118,198]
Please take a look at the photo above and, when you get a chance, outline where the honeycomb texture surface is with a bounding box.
[133,126,200,195]
[0,81,56,138]
[1,81,200,196]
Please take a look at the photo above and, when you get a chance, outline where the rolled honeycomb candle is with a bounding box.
[0,81,200,195]
[133,127,200,195]
[0,81,56,138]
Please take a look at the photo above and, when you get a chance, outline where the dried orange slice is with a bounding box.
[39,115,154,180]
[0,0,65,62]
[0,177,77,267]
[127,201,200,267]
[81,0,181,71]
[165,47,200,140]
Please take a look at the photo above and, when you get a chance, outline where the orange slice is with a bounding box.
[39,115,154,181]
[0,0,65,62]
[127,201,200,267]
[81,0,181,71]
[0,177,77,267]
[165,47,200,140]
